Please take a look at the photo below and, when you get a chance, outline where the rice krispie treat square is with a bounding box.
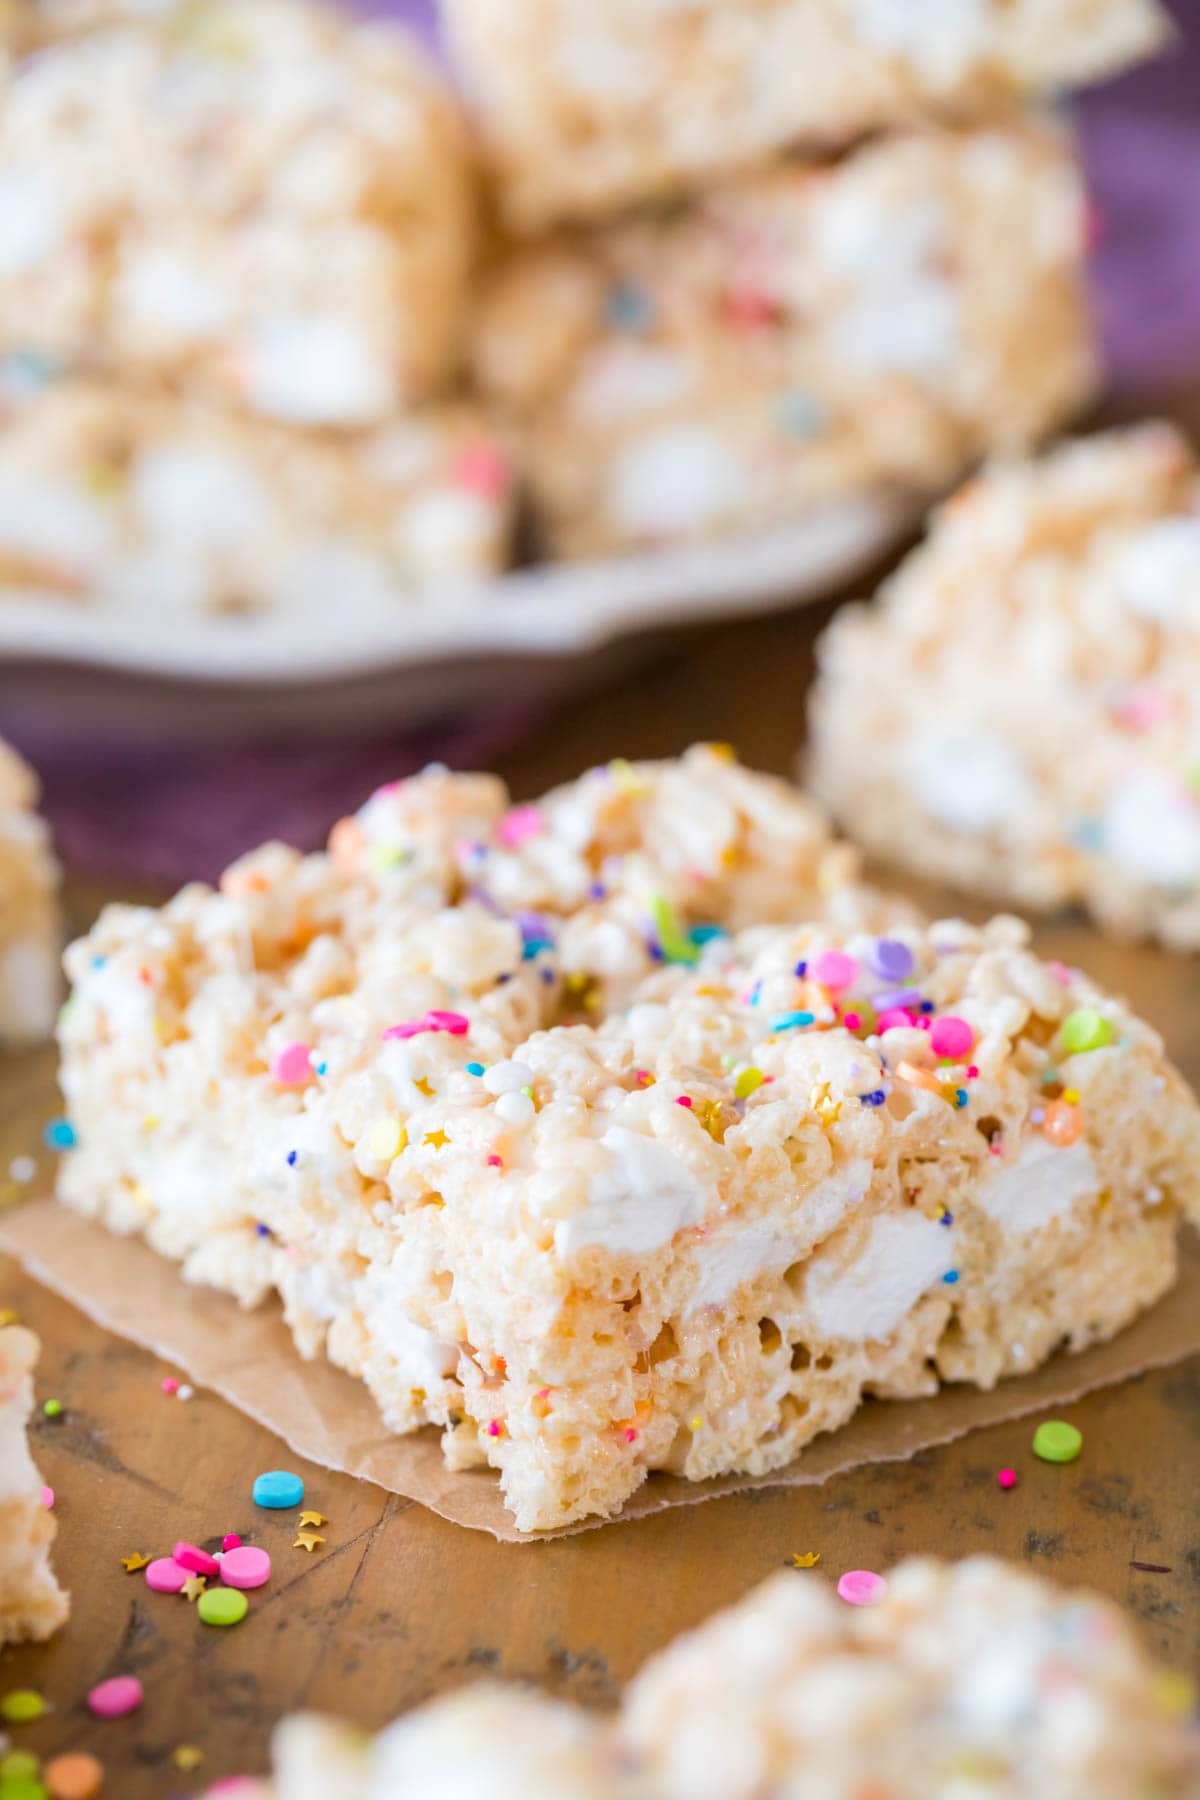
[0,0,476,426]
[216,1558,1200,1799]
[444,0,1166,231]
[0,1325,69,1645]
[0,380,514,615]
[56,751,1200,1531]
[0,738,60,1043]
[470,120,1096,560]
[809,423,1200,950]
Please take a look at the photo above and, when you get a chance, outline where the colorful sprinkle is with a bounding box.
[40,1486,53,1510]
[382,1010,469,1042]
[497,804,544,848]
[1,1692,45,1726]
[1042,1099,1083,1147]
[930,1016,974,1059]
[198,1587,248,1628]
[173,1541,220,1578]
[42,1399,62,1418]
[161,1377,178,1395]
[145,1558,189,1594]
[43,1119,76,1151]
[465,1062,485,1077]
[1033,1420,1083,1463]
[942,1270,960,1284]
[810,949,857,991]
[734,1068,764,1100]
[791,1550,821,1568]
[997,1468,1017,1490]
[770,1010,815,1033]
[877,1007,917,1033]
[87,1676,142,1720]
[836,1570,888,1608]
[252,1470,304,1510]
[1060,1008,1114,1055]
[269,1043,311,1087]
[367,1117,407,1161]
[868,939,914,981]
[292,1532,324,1554]
[222,1534,242,1551]
[651,895,700,965]
[218,1546,271,1590]
[43,1752,104,1800]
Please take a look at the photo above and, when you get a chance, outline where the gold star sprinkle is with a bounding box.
[423,1128,450,1149]
[809,1081,842,1126]
[0,1307,19,1328]
[181,1574,208,1602]
[120,1552,152,1573]
[413,1076,434,1098]
[173,1746,205,1772]
[293,1532,325,1554]
[299,1510,327,1529]
[791,1551,821,1569]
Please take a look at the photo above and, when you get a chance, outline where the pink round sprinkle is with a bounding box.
[269,1042,312,1087]
[997,1468,1017,1490]
[811,949,858,991]
[161,1376,178,1395]
[41,1485,54,1509]
[174,1541,220,1577]
[497,804,545,848]
[450,442,509,499]
[676,1095,693,1108]
[876,1007,917,1033]
[218,1545,271,1590]
[145,1557,189,1594]
[837,1569,888,1608]
[930,1016,974,1060]
[842,1011,862,1031]
[87,1675,143,1719]
[486,1154,503,1168]
[222,1533,242,1552]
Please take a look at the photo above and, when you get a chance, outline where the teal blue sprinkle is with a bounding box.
[954,1088,968,1108]
[689,924,726,947]
[943,1270,960,1285]
[770,1010,815,1033]
[44,1117,76,1150]
[466,1061,485,1077]
[522,938,554,960]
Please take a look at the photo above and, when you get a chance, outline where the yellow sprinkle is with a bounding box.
[1062,1088,1080,1105]
[791,1551,821,1569]
[688,1416,703,1432]
[181,1574,208,1602]
[423,1128,450,1150]
[0,1308,18,1328]
[367,1117,407,1162]
[120,1553,151,1573]
[704,742,737,762]
[299,1510,327,1529]
[293,1532,325,1554]
[414,1076,434,1098]
[141,1115,160,1133]
[173,1747,205,1772]
[734,1067,764,1100]
[694,1099,727,1142]
[809,1081,842,1125]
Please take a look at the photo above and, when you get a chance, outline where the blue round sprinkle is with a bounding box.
[688,924,725,947]
[943,1270,960,1285]
[44,1118,77,1151]
[253,1470,304,1509]
[465,1062,485,1077]
[285,1150,298,1167]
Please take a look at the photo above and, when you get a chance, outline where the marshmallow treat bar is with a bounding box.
[470,120,1095,560]
[57,750,1200,1531]
[0,0,475,426]
[0,381,514,616]
[0,738,59,1042]
[0,1327,68,1645]
[809,424,1200,950]
[212,1558,1200,1799]
[444,0,1166,233]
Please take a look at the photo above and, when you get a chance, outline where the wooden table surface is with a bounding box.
[4,493,1200,1796]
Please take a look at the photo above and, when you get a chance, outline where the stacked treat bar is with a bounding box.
[0,1325,68,1646]
[210,1558,1200,1798]
[0,736,59,1043]
[0,0,514,617]
[0,0,1171,619]
[57,750,1200,1530]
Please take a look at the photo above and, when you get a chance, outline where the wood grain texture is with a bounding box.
[4,408,1200,1793]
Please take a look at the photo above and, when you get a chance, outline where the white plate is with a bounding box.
[0,494,914,736]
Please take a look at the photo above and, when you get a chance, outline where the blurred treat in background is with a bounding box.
[471,118,1095,560]
[809,421,1200,951]
[0,733,59,1041]
[443,0,1167,233]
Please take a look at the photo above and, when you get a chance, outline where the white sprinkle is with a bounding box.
[177,1384,195,1402]
[9,1155,36,1183]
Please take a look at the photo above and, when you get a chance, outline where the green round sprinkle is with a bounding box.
[1060,1008,1114,1055]
[0,1755,40,1780]
[0,1777,47,1800]
[0,1691,45,1725]
[1033,1420,1083,1464]
[198,1586,248,1627]
[42,1400,62,1418]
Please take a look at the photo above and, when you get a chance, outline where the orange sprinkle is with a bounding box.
[328,815,366,876]
[896,1061,941,1093]
[1042,1099,1083,1146]
[44,1753,104,1800]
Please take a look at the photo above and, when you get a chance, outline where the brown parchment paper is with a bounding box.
[3,1197,1198,1543]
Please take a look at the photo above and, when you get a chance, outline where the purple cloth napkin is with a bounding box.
[9,0,1199,886]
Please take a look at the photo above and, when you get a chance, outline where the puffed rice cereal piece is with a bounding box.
[809,423,1200,950]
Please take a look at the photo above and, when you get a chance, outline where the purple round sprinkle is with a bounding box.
[869,938,914,981]
[872,986,922,1012]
